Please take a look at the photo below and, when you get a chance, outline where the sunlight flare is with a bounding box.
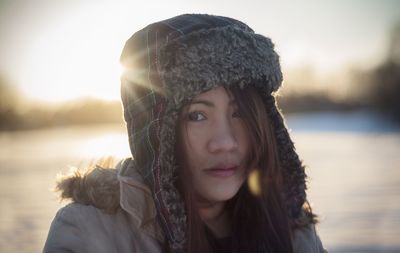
[248,169,262,196]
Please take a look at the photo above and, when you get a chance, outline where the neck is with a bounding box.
[197,201,231,238]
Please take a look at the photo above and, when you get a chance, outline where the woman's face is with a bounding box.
[179,86,249,204]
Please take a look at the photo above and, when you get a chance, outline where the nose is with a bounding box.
[207,119,239,153]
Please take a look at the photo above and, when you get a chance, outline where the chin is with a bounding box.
[194,174,246,203]
[203,185,242,203]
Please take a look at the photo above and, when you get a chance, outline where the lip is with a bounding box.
[204,164,238,178]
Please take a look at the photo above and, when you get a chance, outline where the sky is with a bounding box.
[0,0,399,103]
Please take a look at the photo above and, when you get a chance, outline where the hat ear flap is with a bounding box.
[263,94,307,221]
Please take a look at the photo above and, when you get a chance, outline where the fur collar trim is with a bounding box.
[55,165,120,214]
[55,159,165,243]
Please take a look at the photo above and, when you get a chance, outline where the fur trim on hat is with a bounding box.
[160,25,282,106]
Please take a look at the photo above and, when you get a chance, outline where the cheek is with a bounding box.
[184,124,210,152]
[234,123,250,156]
[181,128,209,171]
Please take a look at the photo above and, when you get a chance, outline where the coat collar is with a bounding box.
[118,158,165,243]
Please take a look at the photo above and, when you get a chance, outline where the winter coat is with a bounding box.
[44,13,328,253]
[43,159,327,253]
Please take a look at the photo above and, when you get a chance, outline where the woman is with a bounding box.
[44,14,326,253]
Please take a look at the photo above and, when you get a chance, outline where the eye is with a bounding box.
[188,111,207,121]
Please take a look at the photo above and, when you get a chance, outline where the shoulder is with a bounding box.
[43,203,133,253]
[292,225,327,253]
[51,202,122,226]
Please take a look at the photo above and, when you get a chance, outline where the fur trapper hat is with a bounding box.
[120,14,307,253]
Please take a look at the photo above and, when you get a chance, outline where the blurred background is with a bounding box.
[0,0,399,252]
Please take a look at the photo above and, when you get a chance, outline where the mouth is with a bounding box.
[204,164,239,178]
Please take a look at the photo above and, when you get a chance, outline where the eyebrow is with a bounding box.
[190,98,236,107]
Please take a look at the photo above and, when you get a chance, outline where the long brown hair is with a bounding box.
[175,85,312,253]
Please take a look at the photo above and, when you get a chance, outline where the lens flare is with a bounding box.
[248,169,261,196]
